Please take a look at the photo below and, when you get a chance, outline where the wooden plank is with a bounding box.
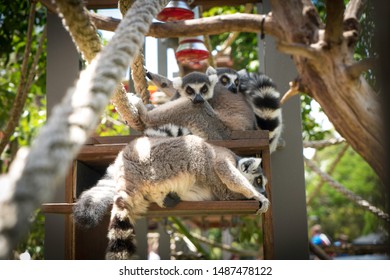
[260,146,275,259]
[84,130,268,145]
[77,136,270,169]
[41,200,260,216]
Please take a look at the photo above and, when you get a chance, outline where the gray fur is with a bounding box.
[73,165,117,228]
[75,135,269,259]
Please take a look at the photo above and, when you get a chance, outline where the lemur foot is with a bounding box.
[163,192,181,208]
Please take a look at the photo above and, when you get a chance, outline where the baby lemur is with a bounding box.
[73,135,269,259]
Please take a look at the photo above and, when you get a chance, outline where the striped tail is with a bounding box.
[105,195,139,260]
[239,71,283,153]
[144,123,192,138]
[73,165,116,228]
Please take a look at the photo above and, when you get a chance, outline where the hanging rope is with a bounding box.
[119,0,151,105]
[55,0,102,62]
[131,53,151,104]
[0,0,168,259]
[306,143,349,205]
[304,156,390,224]
[55,0,146,131]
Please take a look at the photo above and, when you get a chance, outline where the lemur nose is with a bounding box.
[193,94,205,104]
[228,85,237,93]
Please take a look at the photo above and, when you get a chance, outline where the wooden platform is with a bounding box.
[41,130,274,259]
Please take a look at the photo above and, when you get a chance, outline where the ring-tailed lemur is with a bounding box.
[73,135,269,259]
[215,67,240,93]
[141,68,257,138]
[237,69,283,154]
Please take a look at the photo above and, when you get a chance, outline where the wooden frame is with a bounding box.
[41,130,274,259]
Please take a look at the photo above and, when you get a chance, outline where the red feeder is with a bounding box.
[156,1,194,22]
[175,36,210,64]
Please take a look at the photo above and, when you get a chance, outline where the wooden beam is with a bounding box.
[41,200,260,216]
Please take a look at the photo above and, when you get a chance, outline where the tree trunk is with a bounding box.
[270,0,384,181]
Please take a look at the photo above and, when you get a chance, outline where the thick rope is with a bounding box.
[0,0,168,259]
[55,0,102,63]
[119,0,151,104]
[55,0,146,131]
[131,52,151,104]
[304,157,390,224]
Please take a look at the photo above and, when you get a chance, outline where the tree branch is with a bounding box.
[344,0,365,31]
[277,42,318,60]
[89,12,282,39]
[324,0,345,45]
[303,138,346,149]
[346,57,377,80]
[0,2,37,156]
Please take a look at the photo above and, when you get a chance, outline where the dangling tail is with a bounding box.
[239,71,283,153]
[105,195,137,259]
[105,191,151,259]
[73,165,117,228]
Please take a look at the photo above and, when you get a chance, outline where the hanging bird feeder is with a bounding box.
[156,0,194,22]
[175,36,210,64]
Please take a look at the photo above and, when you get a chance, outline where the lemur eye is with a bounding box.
[185,86,195,95]
[234,79,239,86]
[220,76,229,85]
[200,85,208,94]
[257,177,262,185]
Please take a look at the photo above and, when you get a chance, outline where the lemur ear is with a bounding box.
[253,158,262,168]
[206,66,217,76]
[237,69,248,78]
[172,77,183,90]
[209,74,218,88]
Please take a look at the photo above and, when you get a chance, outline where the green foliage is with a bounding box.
[0,1,47,259]
[203,5,259,71]
[0,1,47,151]
[15,210,45,260]
[95,104,130,136]
[306,145,386,241]
[300,95,332,141]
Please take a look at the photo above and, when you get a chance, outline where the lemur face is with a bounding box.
[173,72,218,104]
[207,66,240,94]
[218,73,240,93]
[238,157,267,193]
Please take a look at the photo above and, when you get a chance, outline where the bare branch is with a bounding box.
[280,80,300,105]
[0,3,37,155]
[345,0,365,20]
[324,0,345,45]
[346,57,377,80]
[25,25,47,97]
[304,157,390,224]
[90,12,282,39]
[303,138,346,149]
[277,42,318,60]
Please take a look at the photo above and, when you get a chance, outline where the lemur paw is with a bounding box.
[126,93,143,107]
[255,196,270,214]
